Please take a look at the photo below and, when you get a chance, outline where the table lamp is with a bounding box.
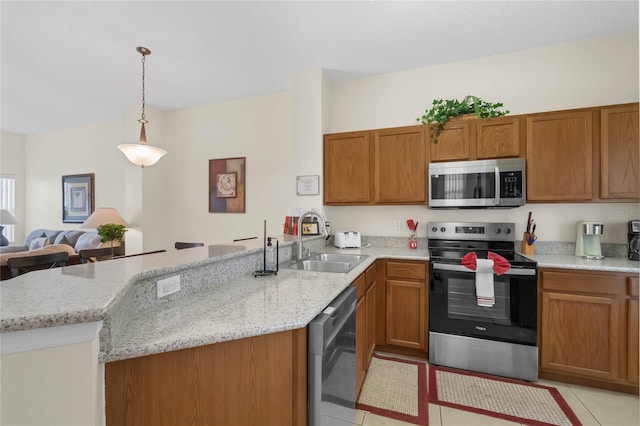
[0,209,16,246]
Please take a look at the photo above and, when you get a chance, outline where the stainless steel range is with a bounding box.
[428,221,538,381]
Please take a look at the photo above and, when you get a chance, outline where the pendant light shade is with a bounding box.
[118,46,167,167]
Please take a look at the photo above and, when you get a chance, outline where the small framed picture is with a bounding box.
[301,222,320,235]
[296,175,320,196]
[216,172,237,198]
[62,173,95,223]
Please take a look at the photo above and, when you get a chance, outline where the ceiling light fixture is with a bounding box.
[118,47,167,167]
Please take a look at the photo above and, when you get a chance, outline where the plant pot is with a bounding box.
[449,113,477,122]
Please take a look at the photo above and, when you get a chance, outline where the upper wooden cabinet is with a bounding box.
[430,120,472,162]
[324,125,427,205]
[374,126,427,203]
[324,131,371,204]
[526,110,593,201]
[600,104,640,200]
[429,116,523,162]
[476,116,522,159]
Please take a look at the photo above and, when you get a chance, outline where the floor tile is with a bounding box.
[428,403,442,426]
[439,406,521,426]
[566,383,639,426]
[320,414,361,425]
[534,379,600,425]
[361,412,416,426]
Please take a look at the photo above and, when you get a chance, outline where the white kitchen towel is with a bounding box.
[475,258,495,307]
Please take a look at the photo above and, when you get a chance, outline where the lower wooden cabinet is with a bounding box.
[354,262,377,396]
[385,260,428,351]
[627,277,639,384]
[539,268,639,394]
[105,328,307,426]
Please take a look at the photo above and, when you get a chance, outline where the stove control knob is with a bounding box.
[431,226,438,232]
[495,228,502,234]
[505,227,512,234]
[440,227,446,233]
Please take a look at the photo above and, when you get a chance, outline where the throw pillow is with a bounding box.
[57,235,72,247]
[29,237,50,251]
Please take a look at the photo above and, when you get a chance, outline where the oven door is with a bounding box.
[429,262,537,345]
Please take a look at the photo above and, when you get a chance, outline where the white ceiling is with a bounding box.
[1,1,637,135]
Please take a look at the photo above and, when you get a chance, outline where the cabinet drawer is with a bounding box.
[541,269,623,295]
[352,273,366,300]
[386,261,426,280]
[629,277,639,298]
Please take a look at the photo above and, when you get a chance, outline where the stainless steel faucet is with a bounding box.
[297,209,328,260]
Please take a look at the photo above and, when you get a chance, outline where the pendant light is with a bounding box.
[118,47,167,167]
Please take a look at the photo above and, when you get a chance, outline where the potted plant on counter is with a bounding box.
[416,95,510,143]
[97,223,127,257]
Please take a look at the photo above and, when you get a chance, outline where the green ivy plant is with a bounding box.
[97,223,127,256]
[416,95,510,144]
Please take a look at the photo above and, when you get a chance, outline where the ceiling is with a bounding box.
[1,1,637,135]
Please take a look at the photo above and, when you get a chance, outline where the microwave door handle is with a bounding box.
[494,166,500,206]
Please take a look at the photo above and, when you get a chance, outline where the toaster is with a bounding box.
[334,231,362,249]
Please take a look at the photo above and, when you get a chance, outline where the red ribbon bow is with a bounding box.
[461,251,511,276]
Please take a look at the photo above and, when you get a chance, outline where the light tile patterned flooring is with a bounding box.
[328,354,640,426]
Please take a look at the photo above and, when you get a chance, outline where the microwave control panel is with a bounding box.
[499,171,523,198]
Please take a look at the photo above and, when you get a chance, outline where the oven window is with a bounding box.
[431,172,496,200]
[446,277,511,325]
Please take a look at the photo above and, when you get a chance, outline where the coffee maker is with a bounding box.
[628,220,639,261]
[575,221,604,260]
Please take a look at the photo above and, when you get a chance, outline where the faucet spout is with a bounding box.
[297,209,328,260]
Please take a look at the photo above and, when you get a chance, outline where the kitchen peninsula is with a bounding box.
[1,236,638,425]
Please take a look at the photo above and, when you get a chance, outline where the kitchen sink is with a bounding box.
[282,253,369,274]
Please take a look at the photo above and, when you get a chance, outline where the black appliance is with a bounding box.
[428,158,526,209]
[629,220,640,261]
[428,221,538,381]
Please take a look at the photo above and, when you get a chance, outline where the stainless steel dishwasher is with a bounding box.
[308,286,357,426]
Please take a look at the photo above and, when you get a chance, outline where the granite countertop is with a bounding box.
[2,236,637,364]
[522,253,640,273]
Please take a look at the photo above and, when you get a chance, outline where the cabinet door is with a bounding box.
[600,104,640,199]
[386,279,426,350]
[324,131,371,204]
[430,121,472,162]
[356,297,366,396]
[526,111,593,201]
[628,277,639,384]
[373,126,427,203]
[541,291,619,381]
[476,116,521,159]
[366,281,376,367]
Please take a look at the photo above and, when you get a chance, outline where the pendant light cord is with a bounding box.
[140,52,147,123]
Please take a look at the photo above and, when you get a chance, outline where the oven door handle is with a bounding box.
[431,262,536,276]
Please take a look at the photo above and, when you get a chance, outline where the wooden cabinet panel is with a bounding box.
[323,131,371,204]
[541,291,619,381]
[356,296,366,396]
[476,116,521,159]
[628,276,639,384]
[353,273,366,300]
[541,270,623,295]
[366,281,377,366]
[386,279,426,350]
[386,261,426,281]
[105,329,306,426]
[601,104,640,199]
[430,121,472,162]
[526,111,593,201]
[374,126,427,203]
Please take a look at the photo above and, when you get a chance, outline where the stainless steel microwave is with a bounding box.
[428,158,526,208]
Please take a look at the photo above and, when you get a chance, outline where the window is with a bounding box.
[0,173,16,242]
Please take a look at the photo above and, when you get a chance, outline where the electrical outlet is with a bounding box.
[394,219,402,230]
[157,275,181,299]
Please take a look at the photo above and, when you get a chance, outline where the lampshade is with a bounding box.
[118,46,167,167]
[117,143,167,167]
[0,209,16,225]
[80,208,129,229]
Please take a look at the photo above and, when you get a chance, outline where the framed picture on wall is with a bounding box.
[62,173,95,223]
[209,157,246,213]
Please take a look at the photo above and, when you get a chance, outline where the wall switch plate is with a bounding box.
[157,275,181,299]
[394,219,402,230]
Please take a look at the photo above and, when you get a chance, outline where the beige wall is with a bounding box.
[1,338,104,426]
[324,31,640,244]
[2,32,639,250]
